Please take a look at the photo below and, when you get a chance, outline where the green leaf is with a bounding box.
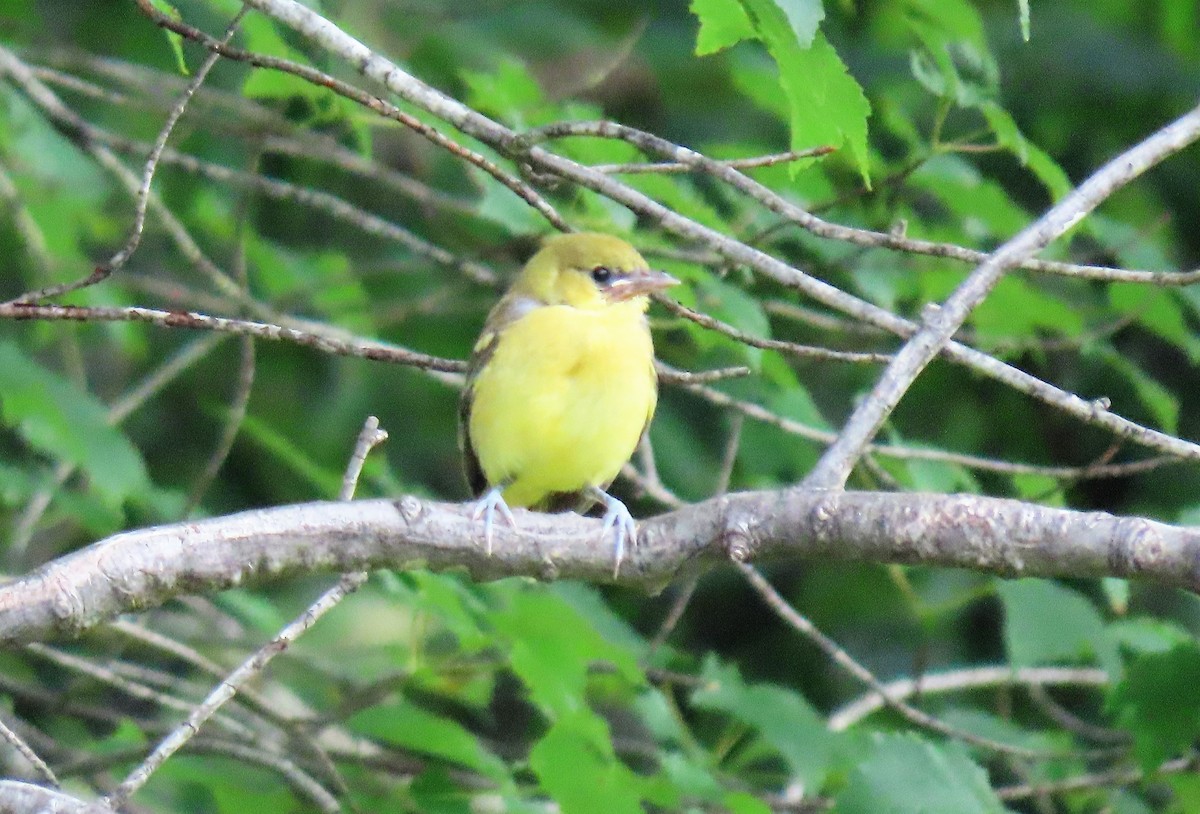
[1107,618,1193,656]
[461,58,544,127]
[903,0,989,50]
[900,453,980,494]
[148,0,189,74]
[349,700,509,782]
[724,791,773,814]
[0,341,149,507]
[239,413,343,497]
[1101,577,1130,615]
[980,103,1072,200]
[770,0,824,48]
[739,0,871,182]
[404,571,493,653]
[1109,642,1200,771]
[692,655,832,786]
[0,461,40,505]
[971,277,1084,342]
[1016,0,1031,41]
[409,767,473,814]
[1111,284,1200,363]
[691,0,755,55]
[1090,346,1179,434]
[835,733,1007,814]
[529,711,644,814]
[490,586,643,718]
[998,579,1119,676]
[690,274,771,368]
[551,582,649,660]
[1011,472,1065,506]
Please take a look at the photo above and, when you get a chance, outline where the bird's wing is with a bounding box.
[458,294,539,496]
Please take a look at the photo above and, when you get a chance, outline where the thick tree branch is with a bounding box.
[2,491,1198,646]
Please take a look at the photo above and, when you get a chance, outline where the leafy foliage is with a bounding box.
[1,0,1200,812]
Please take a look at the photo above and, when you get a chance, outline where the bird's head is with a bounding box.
[513,233,679,310]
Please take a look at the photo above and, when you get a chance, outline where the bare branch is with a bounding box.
[593,145,836,174]
[106,416,389,808]
[804,103,1200,489]
[0,781,115,814]
[739,562,1081,758]
[2,490,1198,646]
[0,302,464,374]
[828,665,1110,731]
[0,714,58,786]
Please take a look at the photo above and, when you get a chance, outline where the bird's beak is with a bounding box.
[607,268,681,302]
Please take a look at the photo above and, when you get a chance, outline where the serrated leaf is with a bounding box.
[1090,347,1179,434]
[904,0,988,49]
[461,58,544,127]
[739,0,871,183]
[529,712,643,814]
[692,655,832,786]
[770,0,824,47]
[836,733,1007,814]
[349,700,509,782]
[980,103,1071,200]
[0,341,149,507]
[691,0,755,54]
[1109,642,1200,771]
[998,578,1119,676]
[490,586,642,718]
[971,277,1084,341]
[1108,618,1193,656]
[148,0,189,75]
[691,275,771,368]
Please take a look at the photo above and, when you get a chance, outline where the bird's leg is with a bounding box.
[585,485,637,578]
[469,485,517,556]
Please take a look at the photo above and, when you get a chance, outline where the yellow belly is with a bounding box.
[468,302,656,508]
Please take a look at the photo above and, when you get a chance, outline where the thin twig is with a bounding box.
[0,713,59,786]
[676,378,1182,480]
[996,755,1195,801]
[828,665,1110,730]
[1026,682,1131,745]
[0,302,464,373]
[24,644,256,740]
[737,563,1115,759]
[104,417,389,809]
[517,120,1200,286]
[11,8,248,303]
[657,295,892,364]
[593,145,835,174]
[131,0,571,236]
[802,104,1200,489]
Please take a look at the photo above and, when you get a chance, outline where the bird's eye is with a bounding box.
[590,266,614,284]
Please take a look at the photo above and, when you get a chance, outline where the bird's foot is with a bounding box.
[596,491,637,578]
[469,486,516,556]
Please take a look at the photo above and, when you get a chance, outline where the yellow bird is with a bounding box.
[459,232,679,574]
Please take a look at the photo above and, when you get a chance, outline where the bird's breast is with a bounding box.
[467,302,657,506]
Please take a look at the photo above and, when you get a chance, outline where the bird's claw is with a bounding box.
[599,494,637,578]
[470,486,516,556]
